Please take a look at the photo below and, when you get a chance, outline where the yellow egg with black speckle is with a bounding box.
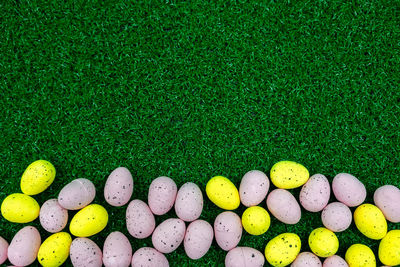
[38,232,72,267]
[206,176,240,210]
[354,203,387,240]
[265,233,301,267]
[345,244,376,267]
[308,227,339,257]
[270,161,309,189]
[241,206,270,235]
[1,193,40,223]
[70,204,108,237]
[21,160,56,195]
[379,230,400,266]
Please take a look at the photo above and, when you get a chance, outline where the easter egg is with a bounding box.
[321,202,352,232]
[323,255,348,267]
[239,170,270,207]
[270,161,309,189]
[175,182,203,222]
[38,232,72,267]
[20,160,56,195]
[206,176,240,210]
[70,204,108,237]
[266,189,301,224]
[152,218,186,254]
[184,220,213,260]
[104,167,133,207]
[39,199,68,233]
[69,238,103,267]
[126,199,155,239]
[354,203,387,240]
[148,176,177,215]
[345,244,376,267]
[291,252,322,267]
[214,211,242,251]
[299,174,330,212]
[7,226,41,266]
[0,236,8,265]
[58,178,96,210]
[131,247,169,267]
[308,227,339,257]
[332,173,366,207]
[374,185,400,223]
[103,232,132,267]
[225,247,265,267]
[1,193,40,223]
[378,230,400,266]
[265,233,301,267]
[241,206,270,235]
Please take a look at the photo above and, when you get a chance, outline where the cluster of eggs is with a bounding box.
[0,160,399,267]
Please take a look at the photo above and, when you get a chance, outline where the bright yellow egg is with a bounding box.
[265,233,301,267]
[270,161,309,189]
[379,230,400,266]
[242,206,270,235]
[21,160,56,195]
[206,176,240,210]
[1,193,39,223]
[70,204,108,237]
[308,227,339,257]
[345,244,376,267]
[354,204,387,240]
[38,232,71,267]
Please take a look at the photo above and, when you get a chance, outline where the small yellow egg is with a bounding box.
[21,160,56,195]
[354,204,387,240]
[379,230,400,266]
[308,227,339,257]
[345,244,376,267]
[70,204,108,237]
[270,161,309,189]
[38,232,72,267]
[1,193,40,223]
[265,233,301,267]
[206,176,240,210]
[241,206,271,235]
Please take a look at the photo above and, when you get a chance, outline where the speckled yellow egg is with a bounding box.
[21,160,56,195]
[206,176,240,210]
[345,244,376,267]
[270,161,309,189]
[379,230,400,266]
[242,206,270,235]
[1,193,40,223]
[69,204,108,237]
[354,204,387,240]
[265,233,301,267]
[308,227,339,257]
[38,232,72,267]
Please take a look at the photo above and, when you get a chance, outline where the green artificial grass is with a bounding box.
[0,0,399,266]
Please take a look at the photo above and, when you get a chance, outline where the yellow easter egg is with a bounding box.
[21,160,56,195]
[1,193,40,223]
[70,204,108,237]
[265,233,301,267]
[206,176,240,210]
[345,244,376,267]
[308,227,339,257]
[241,206,271,235]
[354,204,387,240]
[270,161,309,189]
[38,232,72,267]
[379,230,400,266]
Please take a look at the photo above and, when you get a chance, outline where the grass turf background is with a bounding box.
[1,0,400,266]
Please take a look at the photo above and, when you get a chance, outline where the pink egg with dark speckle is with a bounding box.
[332,173,366,207]
[321,202,352,232]
[39,199,68,233]
[374,185,400,223]
[104,167,134,207]
[131,247,169,267]
[8,226,41,267]
[0,236,8,265]
[148,177,177,215]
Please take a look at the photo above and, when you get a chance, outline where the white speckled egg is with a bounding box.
[104,167,133,207]
[374,185,400,223]
[175,182,203,222]
[103,232,132,267]
[332,173,366,207]
[148,176,177,215]
[225,246,265,267]
[323,255,348,267]
[39,199,68,233]
[184,220,213,260]
[7,226,41,267]
[321,202,352,232]
[70,238,102,267]
[152,218,186,254]
[126,199,155,239]
[214,211,242,251]
[131,247,169,267]
[267,189,301,224]
[0,236,8,265]
[239,170,270,207]
[58,178,96,210]
[300,174,330,212]
[291,252,322,267]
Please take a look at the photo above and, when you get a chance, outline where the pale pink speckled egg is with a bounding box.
[291,252,322,267]
[300,174,330,212]
[39,199,68,233]
[239,170,270,207]
[374,185,400,223]
[104,167,134,207]
[322,255,348,267]
[70,238,102,267]
[214,211,242,251]
[148,176,177,215]
[131,247,169,267]
[126,199,155,239]
[103,232,132,267]
[184,220,213,260]
[152,218,186,254]
[332,173,366,207]
[0,236,8,265]
[7,226,41,267]
[267,189,301,224]
[175,182,203,222]
[321,202,352,232]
